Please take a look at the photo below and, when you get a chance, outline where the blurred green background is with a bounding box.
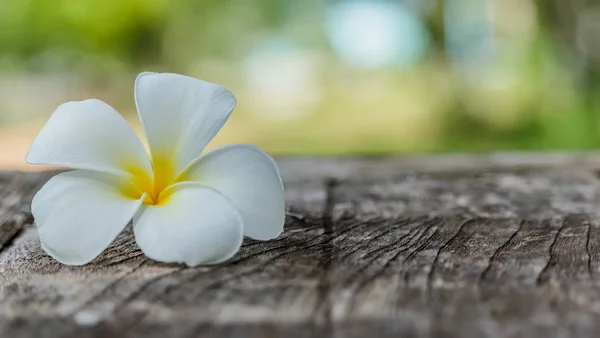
[1,0,600,169]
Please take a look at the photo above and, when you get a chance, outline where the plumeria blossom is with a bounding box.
[26,72,285,266]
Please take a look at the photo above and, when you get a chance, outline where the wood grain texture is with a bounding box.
[3,155,600,337]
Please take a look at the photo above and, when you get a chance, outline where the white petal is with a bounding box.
[134,72,236,176]
[32,170,145,265]
[26,99,152,178]
[178,144,285,240]
[133,182,243,266]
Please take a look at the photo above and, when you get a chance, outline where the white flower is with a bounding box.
[26,72,285,266]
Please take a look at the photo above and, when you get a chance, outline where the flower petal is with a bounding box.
[178,144,285,240]
[26,99,152,178]
[133,182,243,266]
[32,170,145,265]
[134,72,236,176]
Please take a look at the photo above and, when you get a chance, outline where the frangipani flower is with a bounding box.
[26,72,285,266]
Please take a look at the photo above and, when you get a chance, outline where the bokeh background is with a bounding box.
[1,0,599,170]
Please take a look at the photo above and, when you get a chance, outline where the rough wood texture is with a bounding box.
[3,153,600,337]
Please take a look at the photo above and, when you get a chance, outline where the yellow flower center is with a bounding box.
[123,155,177,205]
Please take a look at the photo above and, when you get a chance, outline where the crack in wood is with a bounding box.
[536,219,566,286]
[426,218,474,301]
[479,219,524,284]
[314,178,337,332]
[586,216,594,282]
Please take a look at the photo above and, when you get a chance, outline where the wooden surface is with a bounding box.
[4,153,600,337]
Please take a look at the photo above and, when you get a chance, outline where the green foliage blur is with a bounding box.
[1,0,600,155]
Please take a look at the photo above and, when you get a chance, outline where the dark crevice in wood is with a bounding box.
[340,219,420,287]
[528,215,591,290]
[359,219,420,261]
[327,214,372,238]
[404,218,442,263]
[353,225,400,260]
[586,216,594,281]
[427,218,473,301]
[225,225,324,267]
[352,218,441,304]
[402,221,440,287]
[346,219,434,309]
[240,222,322,250]
[323,178,338,232]
[0,172,53,255]
[334,220,386,263]
[0,215,27,254]
[191,239,327,299]
[101,252,145,268]
[315,178,337,331]
[536,219,565,286]
[285,211,305,220]
[479,219,524,283]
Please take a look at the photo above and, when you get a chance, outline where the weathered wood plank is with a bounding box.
[4,156,600,337]
[331,169,600,219]
[0,172,54,252]
[480,219,561,286]
[276,152,600,182]
[325,167,600,338]
[0,175,330,337]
